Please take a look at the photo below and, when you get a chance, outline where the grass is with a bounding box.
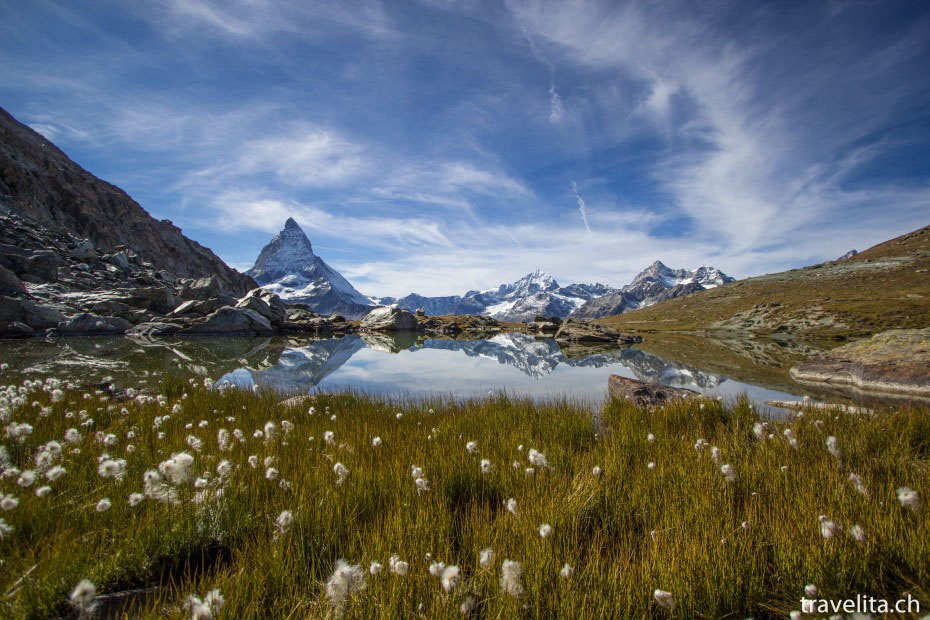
[1,378,929,618]
[600,224,930,340]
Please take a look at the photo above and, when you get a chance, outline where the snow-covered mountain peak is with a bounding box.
[500,270,560,297]
[246,219,373,319]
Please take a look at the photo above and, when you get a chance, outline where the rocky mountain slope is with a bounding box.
[571,261,733,319]
[0,106,254,294]
[600,225,930,339]
[245,218,374,319]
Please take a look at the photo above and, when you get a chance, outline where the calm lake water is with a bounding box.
[0,331,838,409]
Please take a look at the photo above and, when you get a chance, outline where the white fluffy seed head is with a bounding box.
[499,560,524,597]
[527,448,548,468]
[654,589,675,610]
[441,565,461,592]
[538,523,553,538]
[560,563,573,578]
[479,547,494,567]
[505,498,517,515]
[69,579,97,613]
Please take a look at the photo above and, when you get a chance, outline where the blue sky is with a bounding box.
[1,0,928,296]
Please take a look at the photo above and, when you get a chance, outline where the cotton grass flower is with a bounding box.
[323,559,367,612]
[647,461,655,470]
[96,498,111,512]
[479,547,494,567]
[275,510,294,537]
[805,584,818,597]
[324,431,335,445]
[538,523,553,538]
[499,560,524,597]
[848,524,866,542]
[527,448,548,468]
[826,435,841,460]
[897,487,920,512]
[159,452,194,485]
[0,518,13,538]
[98,458,127,481]
[460,594,477,615]
[129,493,144,506]
[17,470,35,487]
[429,561,446,577]
[143,469,178,504]
[265,467,279,481]
[0,494,17,511]
[592,466,602,476]
[848,473,869,496]
[441,565,461,592]
[410,465,423,479]
[647,433,655,443]
[415,477,430,493]
[653,589,675,610]
[720,464,735,482]
[710,446,721,463]
[819,516,838,539]
[560,563,573,578]
[333,462,349,485]
[369,561,382,575]
[389,554,409,576]
[752,422,766,440]
[505,498,518,516]
[35,485,51,497]
[70,579,97,615]
[480,459,492,474]
[371,436,382,447]
[248,455,258,468]
[465,440,477,453]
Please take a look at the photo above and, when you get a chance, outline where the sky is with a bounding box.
[1,0,928,297]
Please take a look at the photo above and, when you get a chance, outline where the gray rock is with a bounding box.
[0,321,33,337]
[57,312,132,334]
[29,250,63,282]
[0,264,24,294]
[71,239,96,260]
[554,318,643,344]
[0,295,64,329]
[109,251,130,270]
[607,375,701,407]
[168,298,222,317]
[126,321,185,337]
[178,276,233,303]
[236,288,287,326]
[181,306,275,335]
[360,306,419,332]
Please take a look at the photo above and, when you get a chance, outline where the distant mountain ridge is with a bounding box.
[246,218,374,319]
[248,219,733,321]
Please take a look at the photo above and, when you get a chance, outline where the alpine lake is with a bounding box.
[0,331,902,413]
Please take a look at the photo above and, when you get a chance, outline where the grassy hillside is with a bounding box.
[1,380,929,618]
[600,225,930,340]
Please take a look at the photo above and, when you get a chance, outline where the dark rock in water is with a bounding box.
[0,295,64,330]
[790,328,930,397]
[127,321,185,338]
[360,307,419,332]
[181,306,275,335]
[607,375,701,407]
[57,312,132,334]
[554,318,643,344]
[528,316,562,333]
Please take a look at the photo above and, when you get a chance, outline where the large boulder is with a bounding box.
[0,295,64,330]
[28,250,63,282]
[0,264,24,294]
[177,276,236,305]
[360,307,419,332]
[607,375,702,407]
[236,288,287,326]
[57,312,132,335]
[180,306,275,335]
[555,319,643,344]
[168,298,223,317]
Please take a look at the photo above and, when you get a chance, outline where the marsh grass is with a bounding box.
[0,376,928,618]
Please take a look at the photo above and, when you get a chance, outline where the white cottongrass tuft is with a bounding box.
[96,498,111,512]
[441,565,461,592]
[480,459,492,474]
[805,583,818,597]
[592,466,602,476]
[0,518,13,538]
[429,561,446,577]
[143,470,178,503]
[479,547,494,567]
[371,436,382,447]
[265,467,279,481]
[325,559,367,611]
[369,561,382,575]
[248,455,258,468]
[186,589,225,619]
[848,473,869,496]
[826,435,841,460]
[389,554,409,576]
[647,433,655,443]
[410,465,423,479]
[538,523,553,538]
[217,429,229,451]
[415,477,430,494]
[560,563,573,578]
[275,510,294,537]
[848,524,866,542]
[324,431,335,445]
[790,611,802,620]
[70,579,97,615]
[646,462,655,470]
[819,516,838,539]
[460,594,477,615]
[752,422,765,440]
[333,462,349,485]
[35,485,51,497]
[710,446,721,463]
[897,486,920,512]
[17,470,35,487]
[505,497,518,516]
[527,449,548,468]
[158,452,194,485]
[720,464,735,482]
[499,560,524,597]
[653,589,675,610]
[97,458,127,481]
[129,493,144,506]
[465,440,477,454]
[693,438,708,451]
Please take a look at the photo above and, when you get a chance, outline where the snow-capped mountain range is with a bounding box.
[248,219,734,321]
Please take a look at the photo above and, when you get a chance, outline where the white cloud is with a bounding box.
[548,84,564,123]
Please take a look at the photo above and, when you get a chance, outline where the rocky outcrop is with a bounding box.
[0,106,255,295]
[607,375,701,407]
[790,328,930,397]
[360,307,419,332]
[57,312,132,335]
[554,319,643,344]
[180,307,275,336]
[527,315,562,333]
